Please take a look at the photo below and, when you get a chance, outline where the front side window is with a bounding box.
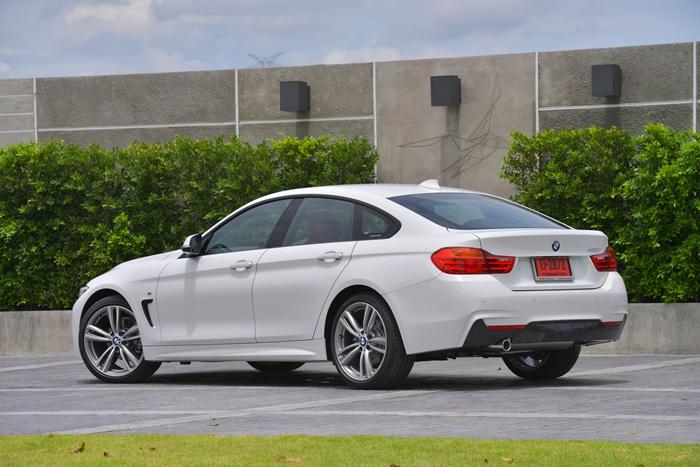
[389,193,566,230]
[283,198,354,246]
[206,199,292,254]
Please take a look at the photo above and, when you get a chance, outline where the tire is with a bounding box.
[330,293,414,389]
[502,345,581,381]
[247,362,305,373]
[79,295,161,383]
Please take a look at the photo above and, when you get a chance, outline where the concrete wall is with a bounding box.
[36,70,238,145]
[376,53,533,197]
[0,310,73,356]
[1,41,698,196]
[238,63,374,144]
[538,43,695,133]
[584,303,700,355]
[0,78,35,146]
[2,304,698,356]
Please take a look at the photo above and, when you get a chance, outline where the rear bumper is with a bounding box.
[462,318,626,351]
[383,271,628,355]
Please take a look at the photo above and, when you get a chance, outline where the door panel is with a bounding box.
[156,250,263,345]
[253,242,356,342]
[253,196,357,342]
[154,198,293,346]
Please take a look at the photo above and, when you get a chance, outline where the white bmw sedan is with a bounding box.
[72,180,628,389]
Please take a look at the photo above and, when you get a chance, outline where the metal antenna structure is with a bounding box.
[248,52,283,68]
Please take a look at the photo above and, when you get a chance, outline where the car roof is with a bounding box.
[205,181,486,236]
[262,181,477,201]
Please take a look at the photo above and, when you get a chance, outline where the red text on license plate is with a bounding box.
[533,257,572,280]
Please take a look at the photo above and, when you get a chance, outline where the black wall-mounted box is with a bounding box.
[591,64,621,97]
[280,81,310,112]
[430,75,461,106]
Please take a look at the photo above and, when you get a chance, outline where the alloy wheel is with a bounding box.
[83,305,144,377]
[334,302,387,381]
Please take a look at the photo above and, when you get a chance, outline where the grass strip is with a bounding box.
[0,434,697,466]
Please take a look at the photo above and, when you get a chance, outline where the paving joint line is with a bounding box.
[50,389,440,434]
[567,356,700,377]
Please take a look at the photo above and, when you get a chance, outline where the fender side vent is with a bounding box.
[141,299,154,327]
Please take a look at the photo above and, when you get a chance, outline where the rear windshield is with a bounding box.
[389,193,566,230]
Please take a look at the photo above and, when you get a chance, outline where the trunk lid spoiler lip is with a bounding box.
[459,229,609,258]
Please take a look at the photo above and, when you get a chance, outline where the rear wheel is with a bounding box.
[79,296,161,383]
[330,293,414,389]
[502,345,581,380]
[247,362,305,373]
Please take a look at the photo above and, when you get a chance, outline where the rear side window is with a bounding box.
[358,206,397,239]
[283,197,355,246]
[389,193,566,230]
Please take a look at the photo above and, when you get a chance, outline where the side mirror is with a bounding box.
[181,233,203,256]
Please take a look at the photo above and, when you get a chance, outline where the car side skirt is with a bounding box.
[142,338,328,362]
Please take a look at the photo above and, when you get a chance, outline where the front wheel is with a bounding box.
[247,362,305,373]
[79,296,161,383]
[330,293,414,389]
[502,345,581,380]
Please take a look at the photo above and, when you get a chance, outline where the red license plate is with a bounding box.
[532,257,573,281]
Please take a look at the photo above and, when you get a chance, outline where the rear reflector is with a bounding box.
[601,321,623,328]
[590,246,618,272]
[431,247,516,274]
[486,324,526,331]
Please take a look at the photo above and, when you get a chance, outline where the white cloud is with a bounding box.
[324,41,401,64]
[1,0,698,78]
[65,0,153,36]
[142,47,205,72]
[0,62,10,75]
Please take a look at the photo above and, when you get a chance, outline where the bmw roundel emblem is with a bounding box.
[552,241,560,252]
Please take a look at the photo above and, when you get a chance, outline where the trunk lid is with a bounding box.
[455,228,609,290]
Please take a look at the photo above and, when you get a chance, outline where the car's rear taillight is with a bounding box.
[431,247,515,274]
[590,246,617,272]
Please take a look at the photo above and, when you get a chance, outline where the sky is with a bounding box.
[1,0,699,78]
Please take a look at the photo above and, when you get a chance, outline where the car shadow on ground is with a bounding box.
[77,368,626,391]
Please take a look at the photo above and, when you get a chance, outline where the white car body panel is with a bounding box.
[470,229,609,290]
[253,241,356,342]
[72,183,629,363]
[144,339,328,362]
[383,271,627,355]
[71,250,179,355]
[155,249,265,345]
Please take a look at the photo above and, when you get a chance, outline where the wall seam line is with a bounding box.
[535,52,539,133]
[234,68,240,137]
[372,60,378,182]
[39,122,239,132]
[33,77,38,143]
[0,130,35,134]
[693,41,697,133]
[240,116,374,125]
[540,100,693,112]
[36,116,374,133]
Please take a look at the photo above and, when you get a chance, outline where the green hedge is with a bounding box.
[501,124,700,303]
[0,136,378,310]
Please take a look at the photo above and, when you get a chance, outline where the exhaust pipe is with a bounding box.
[487,337,512,353]
[501,338,512,352]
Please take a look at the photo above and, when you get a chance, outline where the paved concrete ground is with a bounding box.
[1,354,699,443]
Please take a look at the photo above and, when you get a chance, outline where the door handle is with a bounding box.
[317,251,343,262]
[230,260,254,272]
